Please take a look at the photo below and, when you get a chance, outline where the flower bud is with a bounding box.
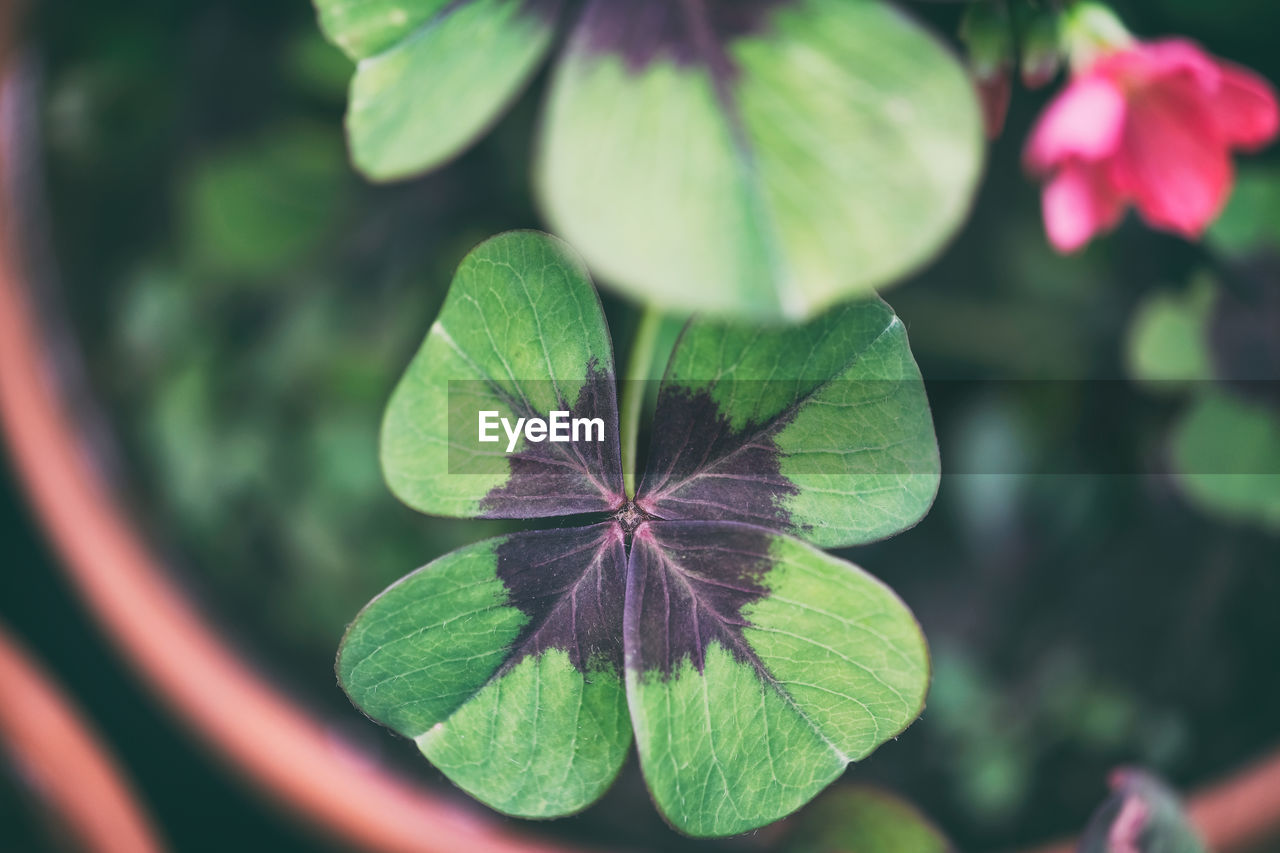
[1015,2,1062,89]
[961,0,1015,139]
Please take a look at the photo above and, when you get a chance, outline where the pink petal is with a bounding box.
[1212,63,1280,150]
[1127,39,1221,90]
[1126,40,1277,150]
[1042,162,1126,253]
[1024,75,1127,173]
[1113,82,1233,236]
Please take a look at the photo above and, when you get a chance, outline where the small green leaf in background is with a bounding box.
[1123,250,1280,531]
[539,0,983,319]
[1171,391,1280,533]
[1207,165,1280,258]
[181,122,348,278]
[1078,770,1206,853]
[1125,275,1216,389]
[315,0,562,180]
[784,786,952,853]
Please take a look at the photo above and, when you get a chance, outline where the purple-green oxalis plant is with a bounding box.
[338,231,940,836]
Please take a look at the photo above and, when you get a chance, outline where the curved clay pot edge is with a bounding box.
[0,624,166,853]
[0,31,587,853]
[2,11,1279,853]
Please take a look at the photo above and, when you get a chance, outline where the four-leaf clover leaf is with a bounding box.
[312,0,983,318]
[340,230,940,836]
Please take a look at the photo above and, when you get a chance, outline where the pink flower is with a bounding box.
[1025,39,1279,253]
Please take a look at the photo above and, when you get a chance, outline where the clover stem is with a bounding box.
[620,306,666,499]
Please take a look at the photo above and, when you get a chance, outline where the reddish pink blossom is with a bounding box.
[1025,39,1279,253]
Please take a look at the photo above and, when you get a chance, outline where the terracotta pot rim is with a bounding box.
[0,624,166,853]
[0,33,587,853]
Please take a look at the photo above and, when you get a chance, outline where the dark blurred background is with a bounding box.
[3,0,1279,850]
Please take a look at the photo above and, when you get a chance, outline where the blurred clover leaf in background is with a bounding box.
[1170,390,1280,531]
[1208,165,1280,257]
[1126,275,1216,390]
[180,122,350,280]
[338,230,940,835]
[311,0,984,320]
[1125,166,1280,533]
[782,786,952,853]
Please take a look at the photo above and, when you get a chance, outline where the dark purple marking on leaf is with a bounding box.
[636,381,801,533]
[573,0,790,76]
[624,520,774,677]
[495,522,626,673]
[479,359,625,518]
